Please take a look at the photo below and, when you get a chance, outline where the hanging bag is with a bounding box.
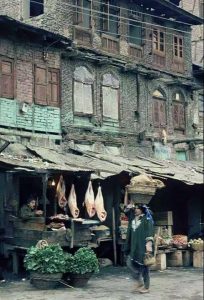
[143,227,160,266]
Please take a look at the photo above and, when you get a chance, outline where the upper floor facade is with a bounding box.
[0,0,202,77]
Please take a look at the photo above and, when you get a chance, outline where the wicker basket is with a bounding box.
[30,272,62,289]
[191,243,204,251]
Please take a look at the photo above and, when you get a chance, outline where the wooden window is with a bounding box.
[74,0,91,28]
[173,35,183,61]
[172,35,184,73]
[74,81,93,114]
[101,0,119,36]
[153,90,166,128]
[102,73,119,120]
[34,66,60,107]
[172,92,185,132]
[73,66,94,115]
[48,70,60,107]
[129,21,142,46]
[0,57,14,99]
[153,28,165,55]
[102,35,119,53]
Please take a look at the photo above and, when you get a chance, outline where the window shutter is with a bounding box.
[173,103,179,128]
[178,103,185,129]
[159,100,166,126]
[74,81,83,113]
[35,66,47,105]
[102,2,109,31]
[83,84,93,114]
[48,69,59,107]
[1,60,14,99]
[153,100,160,127]
[102,86,119,120]
[74,0,83,24]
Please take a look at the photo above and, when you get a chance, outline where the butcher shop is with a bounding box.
[0,143,203,274]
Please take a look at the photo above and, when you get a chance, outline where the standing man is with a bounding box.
[19,196,43,220]
[124,203,154,294]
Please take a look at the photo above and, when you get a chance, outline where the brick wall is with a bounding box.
[0,37,61,134]
[61,57,198,159]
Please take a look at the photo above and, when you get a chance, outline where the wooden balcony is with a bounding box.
[101,34,119,54]
[129,45,143,59]
[73,27,92,46]
[171,59,184,73]
[153,53,166,68]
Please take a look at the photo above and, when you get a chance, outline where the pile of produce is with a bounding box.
[172,235,188,249]
[188,238,204,251]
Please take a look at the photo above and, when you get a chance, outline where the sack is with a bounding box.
[143,253,156,266]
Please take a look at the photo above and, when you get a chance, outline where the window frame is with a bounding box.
[172,92,186,132]
[73,79,94,116]
[73,0,92,28]
[152,28,165,57]
[34,65,60,107]
[101,0,120,36]
[0,56,14,99]
[101,73,120,121]
[173,34,184,62]
[152,91,167,128]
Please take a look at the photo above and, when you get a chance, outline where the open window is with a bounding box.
[23,0,44,19]
[101,0,120,53]
[73,0,91,28]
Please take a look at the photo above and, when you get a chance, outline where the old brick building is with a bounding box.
[0,1,203,255]
[0,0,203,160]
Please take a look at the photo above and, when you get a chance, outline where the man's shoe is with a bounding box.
[132,282,143,292]
[139,287,150,294]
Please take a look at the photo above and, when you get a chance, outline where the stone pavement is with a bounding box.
[0,267,203,300]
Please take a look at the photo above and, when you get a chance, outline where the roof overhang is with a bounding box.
[0,15,71,47]
[0,143,203,185]
[135,0,203,25]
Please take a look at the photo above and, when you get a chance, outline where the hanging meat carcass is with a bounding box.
[84,181,96,218]
[95,186,107,222]
[56,175,67,209]
[68,184,80,218]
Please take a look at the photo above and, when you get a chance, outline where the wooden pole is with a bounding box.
[112,207,117,266]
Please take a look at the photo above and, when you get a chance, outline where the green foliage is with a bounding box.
[67,247,99,275]
[24,244,66,274]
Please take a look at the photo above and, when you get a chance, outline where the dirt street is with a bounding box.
[0,267,203,300]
